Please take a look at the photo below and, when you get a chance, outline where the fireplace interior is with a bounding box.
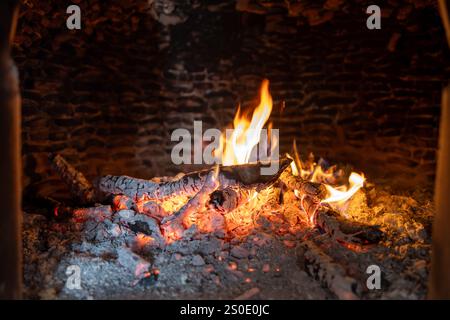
[5,0,450,300]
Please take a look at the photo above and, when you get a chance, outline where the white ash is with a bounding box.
[23,183,433,300]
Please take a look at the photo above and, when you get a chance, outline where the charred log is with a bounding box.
[298,240,361,300]
[158,160,292,238]
[209,187,256,213]
[279,169,327,200]
[161,167,220,239]
[98,157,292,202]
[50,154,96,205]
[24,195,74,221]
[316,208,383,248]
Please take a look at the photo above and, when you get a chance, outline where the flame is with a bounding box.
[216,79,273,166]
[289,142,365,208]
[290,159,299,176]
[310,165,335,184]
[322,172,365,204]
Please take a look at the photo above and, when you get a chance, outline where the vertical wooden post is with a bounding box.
[429,86,450,299]
[430,0,450,299]
[429,0,450,300]
[0,0,22,300]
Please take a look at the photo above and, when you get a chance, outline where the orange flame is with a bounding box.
[215,79,273,166]
[290,159,299,176]
[322,172,365,204]
[288,143,365,208]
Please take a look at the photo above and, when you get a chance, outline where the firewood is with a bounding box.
[316,208,383,248]
[163,166,220,226]
[298,194,322,225]
[298,240,361,300]
[98,157,293,202]
[111,194,135,211]
[50,154,96,205]
[209,186,256,213]
[99,172,204,203]
[71,205,113,223]
[279,168,327,200]
[26,195,74,220]
[140,200,169,221]
[159,160,293,239]
[278,167,328,224]
[206,159,293,214]
[161,167,220,239]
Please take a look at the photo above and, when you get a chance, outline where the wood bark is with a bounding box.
[209,186,256,213]
[316,208,383,247]
[161,168,221,239]
[0,0,21,300]
[50,154,96,205]
[298,240,361,300]
[158,161,292,237]
[98,158,292,202]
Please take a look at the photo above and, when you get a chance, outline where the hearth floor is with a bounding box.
[23,183,433,300]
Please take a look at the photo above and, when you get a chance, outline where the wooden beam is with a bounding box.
[0,0,22,300]
[429,85,450,299]
[429,0,450,300]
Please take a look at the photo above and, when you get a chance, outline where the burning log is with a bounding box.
[49,152,382,246]
[298,240,361,300]
[71,205,113,224]
[112,194,136,211]
[98,157,292,202]
[279,166,327,224]
[159,159,292,239]
[316,208,383,248]
[99,172,204,203]
[209,187,257,213]
[49,154,291,224]
[50,154,97,205]
[117,247,151,280]
[140,201,168,221]
[281,171,327,200]
[161,167,220,239]
[299,194,322,225]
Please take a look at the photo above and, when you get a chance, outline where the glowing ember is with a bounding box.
[135,233,154,247]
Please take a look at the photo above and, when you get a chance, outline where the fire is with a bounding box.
[290,160,299,176]
[321,172,365,204]
[289,146,365,207]
[215,79,273,166]
[215,79,364,215]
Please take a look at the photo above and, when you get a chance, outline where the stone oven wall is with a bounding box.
[13,0,449,199]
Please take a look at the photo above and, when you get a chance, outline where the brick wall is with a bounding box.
[13,0,450,199]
